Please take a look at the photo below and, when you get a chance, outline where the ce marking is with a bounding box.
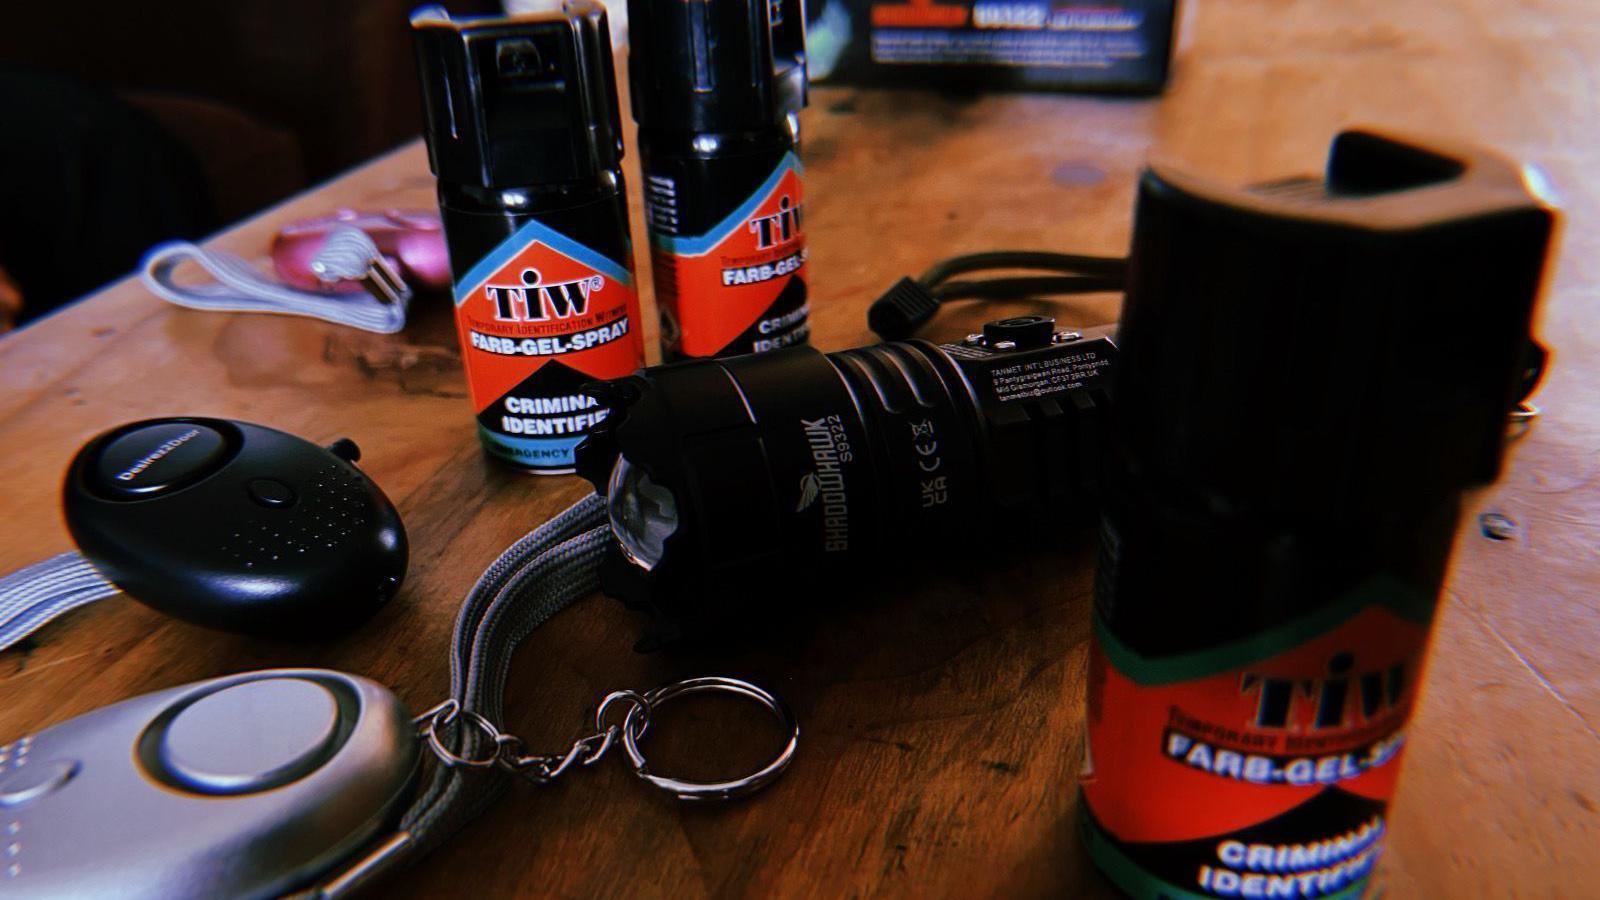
[910,418,947,506]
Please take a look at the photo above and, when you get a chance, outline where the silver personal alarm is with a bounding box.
[0,669,417,899]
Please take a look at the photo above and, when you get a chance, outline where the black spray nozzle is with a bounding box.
[1117,129,1556,518]
[626,0,808,134]
[411,2,624,189]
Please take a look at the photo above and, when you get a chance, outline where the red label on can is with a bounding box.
[451,220,644,470]
[651,153,808,358]
[1082,593,1433,899]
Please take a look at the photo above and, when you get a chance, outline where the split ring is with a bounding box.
[619,676,799,802]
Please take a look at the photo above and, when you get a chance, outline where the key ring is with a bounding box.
[620,676,800,802]
[413,676,798,802]
[415,699,502,769]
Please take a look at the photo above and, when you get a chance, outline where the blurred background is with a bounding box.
[0,0,503,328]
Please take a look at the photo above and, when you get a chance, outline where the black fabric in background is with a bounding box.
[0,70,214,324]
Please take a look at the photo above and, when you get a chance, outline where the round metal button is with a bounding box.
[0,760,79,809]
[158,678,341,795]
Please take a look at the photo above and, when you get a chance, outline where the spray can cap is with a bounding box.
[411,3,624,189]
[1115,130,1555,520]
[627,0,807,134]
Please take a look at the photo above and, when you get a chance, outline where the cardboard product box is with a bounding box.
[809,0,1178,94]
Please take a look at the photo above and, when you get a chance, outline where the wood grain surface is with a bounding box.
[3,0,1598,895]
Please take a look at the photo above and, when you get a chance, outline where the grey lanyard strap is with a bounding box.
[305,493,797,897]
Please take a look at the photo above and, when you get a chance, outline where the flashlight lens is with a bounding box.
[607,456,678,571]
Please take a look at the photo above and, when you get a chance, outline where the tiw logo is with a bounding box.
[486,268,604,322]
[748,195,802,250]
[1240,651,1407,731]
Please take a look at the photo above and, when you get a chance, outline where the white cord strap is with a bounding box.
[140,226,411,334]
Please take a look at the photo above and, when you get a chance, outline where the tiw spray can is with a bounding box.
[1082,131,1554,898]
[413,3,645,473]
[627,0,810,361]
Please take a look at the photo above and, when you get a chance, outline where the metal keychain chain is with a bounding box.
[303,493,798,897]
[413,676,796,800]
[414,690,643,783]
[411,694,626,783]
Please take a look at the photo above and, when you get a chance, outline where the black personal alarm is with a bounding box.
[61,417,408,637]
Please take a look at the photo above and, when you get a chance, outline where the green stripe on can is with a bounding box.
[1095,574,1436,686]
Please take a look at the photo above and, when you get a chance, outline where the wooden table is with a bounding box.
[3,0,1597,895]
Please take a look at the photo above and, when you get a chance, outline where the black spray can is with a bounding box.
[412,4,645,473]
[1080,131,1554,899]
[627,0,810,361]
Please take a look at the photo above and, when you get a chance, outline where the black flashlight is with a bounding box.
[575,315,1116,635]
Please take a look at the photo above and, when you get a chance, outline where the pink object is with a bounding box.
[271,209,451,293]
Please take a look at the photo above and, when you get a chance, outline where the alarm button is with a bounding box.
[93,422,229,498]
[0,760,79,808]
[157,678,343,795]
[247,478,296,508]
